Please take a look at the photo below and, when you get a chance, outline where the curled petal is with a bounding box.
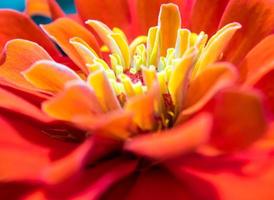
[125,82,160,130]
[22,60,82,93]
[0,39,53,90]
[74,111,134,140]
[43,81,103,121]
[124,113,212,160]
[0,10,59,56]
[69,37,99,65]
[219,0,274,64]
[42,18,100,74]
[177,62,237,123]
[193,22,241,76]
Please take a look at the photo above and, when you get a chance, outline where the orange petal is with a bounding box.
[23,60,81,93]
[75,0,131,34]
[125,82,160,130]
[190,0,230,37]
[0,10,59,56]
[74,111,134,140]
[42,17,100,74]
[219,0,274,64]
[124,113,212,160]
[177,62,237,122]
[129,0,183,37]
[0,39,53,90]
[42,81,103,121]
[158,3,181,56]
[210,88,267,152]
[25,0,65,19]
[239,35,274,86]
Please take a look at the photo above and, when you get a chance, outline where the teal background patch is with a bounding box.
[0,0,76,13]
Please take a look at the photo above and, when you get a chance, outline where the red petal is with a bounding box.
[210,88,268,152]
[190,0,230,36]
[125,113,212,160]
[0,87,50,122]
[252,121,274,150]
[0,79,49,107]
[26,158,137,199]
[167,151,274,200]
[0,113,77,182]
[240,35,274,85]
[254,68,274,117]
[0,110,118,185]
[129,0,183,36]
[67,159,137,199]
[125,168,190,200]
[75,0,131,34]
[0,182,36,200]
[42,17,100,74]
[0,39,53,91]
[180,0,196,28]
[0,10,59,56]
[219,0,274,64]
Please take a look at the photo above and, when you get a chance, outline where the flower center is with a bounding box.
[23,4,241,133]
[68,4,241,131]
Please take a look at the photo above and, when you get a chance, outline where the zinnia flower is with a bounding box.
[0,0,274,199]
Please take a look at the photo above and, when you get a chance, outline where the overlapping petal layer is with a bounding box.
[0,0,273,199]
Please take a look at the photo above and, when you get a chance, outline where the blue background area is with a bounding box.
[0,0,76,13]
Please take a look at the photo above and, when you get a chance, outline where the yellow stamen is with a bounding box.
[70,37,98,65]
[193,22,241,77]
[88,70,121,111]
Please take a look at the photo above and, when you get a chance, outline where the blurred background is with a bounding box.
[0,0,75,13]
[0,0,76,23]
